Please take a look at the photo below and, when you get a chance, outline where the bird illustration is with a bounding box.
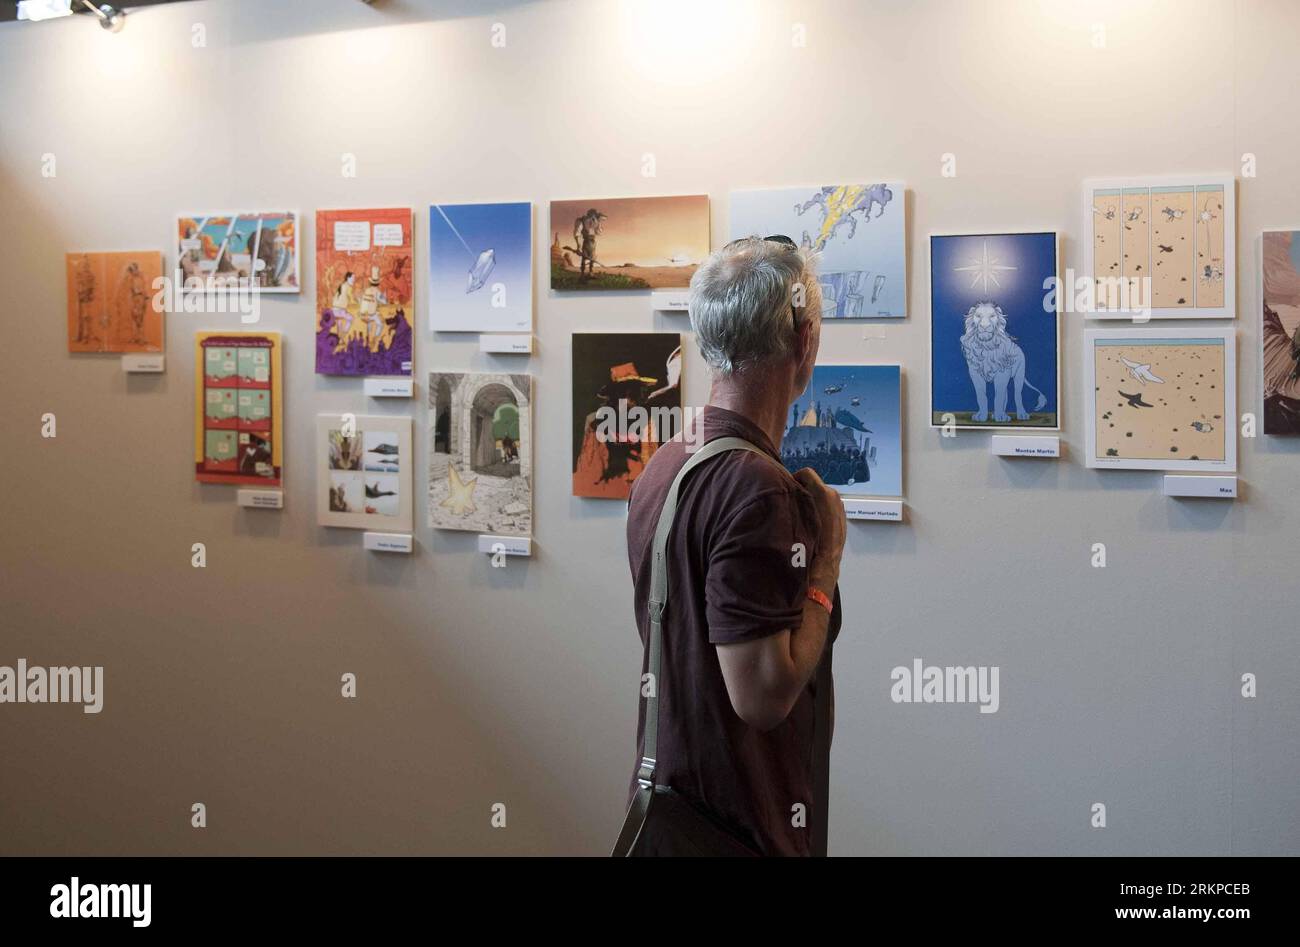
[1120,356,1164,384]
[1161,206,1185,222]
[1119,390,1154,408]
[1157,244,1173,253]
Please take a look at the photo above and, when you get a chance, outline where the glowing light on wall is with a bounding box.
[617,0,759,86]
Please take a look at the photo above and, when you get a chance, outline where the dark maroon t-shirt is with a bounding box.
[625,407,838,856]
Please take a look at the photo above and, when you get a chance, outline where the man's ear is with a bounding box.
[790,320,811,361]
[797,317,817,365]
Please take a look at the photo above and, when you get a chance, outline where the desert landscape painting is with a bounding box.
[1086,329,1235,471]
[549,195,708,291]
[1262,229,1300,434]
[1085,176,1233,318]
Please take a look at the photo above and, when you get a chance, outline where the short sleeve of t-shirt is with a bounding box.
[705,488,815,645]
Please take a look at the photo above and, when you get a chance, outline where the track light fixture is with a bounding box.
[16,0,126,32]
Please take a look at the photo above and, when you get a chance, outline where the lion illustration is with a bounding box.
[959,302,1047,422]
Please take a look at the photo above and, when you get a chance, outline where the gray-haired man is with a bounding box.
[625,236,846,856]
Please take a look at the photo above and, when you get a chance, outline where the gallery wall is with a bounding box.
[1,0,1297,855]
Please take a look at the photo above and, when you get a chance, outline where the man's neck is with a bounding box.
[707,375,793,450]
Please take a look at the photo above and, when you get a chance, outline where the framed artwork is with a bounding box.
[315,207,413,376]
[429,202,532,333]
[571,333,681,499]
[1082,175,1234,319]
[729,184,906,318]
[549,195,709,291]
[427,373,532,536]
[176,212,299,293]
[929,232,1061,430]
[1261,229,1300,434]
[194,332,283,486]
[316,414,413,530]
[65,251,164,353]
[1084,327,1236,472]
[782,365,902,499]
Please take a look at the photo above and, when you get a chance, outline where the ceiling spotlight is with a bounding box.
[16,0,126,31]
[91,3,127,32]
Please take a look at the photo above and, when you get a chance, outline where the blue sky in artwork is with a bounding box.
[429,202,531,331]
[729,185,906,318]
[784,364,902,497]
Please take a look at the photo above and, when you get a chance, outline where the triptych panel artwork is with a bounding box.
[1083,175,1234,320]
[176,211,300,293]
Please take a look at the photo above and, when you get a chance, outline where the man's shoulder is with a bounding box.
[630,438,803,515]
[715,446,801,496]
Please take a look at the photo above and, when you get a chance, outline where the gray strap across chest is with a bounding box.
[638,436,773,788]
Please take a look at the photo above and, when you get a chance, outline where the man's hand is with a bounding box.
[792,467,847,595]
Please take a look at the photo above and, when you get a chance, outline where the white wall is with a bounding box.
[1,0,1296,855]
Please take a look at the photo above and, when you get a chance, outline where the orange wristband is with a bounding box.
[806,585,832,615]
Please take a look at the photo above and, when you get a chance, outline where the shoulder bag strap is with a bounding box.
[638,435,769,790]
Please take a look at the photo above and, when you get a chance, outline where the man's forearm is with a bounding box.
[787,595,831,693]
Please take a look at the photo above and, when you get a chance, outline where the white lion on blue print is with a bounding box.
[959,302,1048,422]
